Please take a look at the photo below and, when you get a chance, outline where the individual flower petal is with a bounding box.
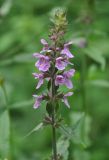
[61,48,74,58]
[63,69,75,78]
[64,79,73,89]
[64,92,73,97]
[41,39,49,51]
[62,69,75,89]
[33,53,41,58]
[35,55,50,72]
[32,73,44,89]
[61,42,74,58]
[67,61,74,66]
[64,41,73,47]
[62,92,73,108]
[33,95,43,109]
[55,57,68,70]
[37,79,44,89]
[55,75,65,86]
[41,39,48,45]
[32,73,43,79]
[55,69,75,89]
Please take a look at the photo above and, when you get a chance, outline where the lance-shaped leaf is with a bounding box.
[59,112,91,148]
[57,136,70,160]
[24,122,43,138]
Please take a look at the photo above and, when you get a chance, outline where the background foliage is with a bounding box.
[0,0,109,159]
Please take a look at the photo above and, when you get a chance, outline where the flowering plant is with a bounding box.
[32,8,75,160]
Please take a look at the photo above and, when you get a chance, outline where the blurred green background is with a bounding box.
[0,0,109,159]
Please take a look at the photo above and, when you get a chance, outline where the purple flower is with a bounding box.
[55,75,65,86]
[32,73,44,89]
[35,54,50,72]
[63,69,75,89]
[55,69,75,89]
[55,74,71,89]
[55,57,68,70]
[61,42,74,58]
[33,95,44,109]
[62,92,73,108]
[41,39,49,51]
[63,69,75,78]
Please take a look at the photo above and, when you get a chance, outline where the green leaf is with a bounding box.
[59,85,68,93]
[13,53,33,63]
[0,110,10,158]
[0,33,14,53]
[24,123,43,138]
[0,54,33,67]
[73,149,90,160]
[9,99,33,109]
[47,80,51,90]
[70,112,91,148]
[87,80,109,88]
[46,102,52,116]
[60,112,91,148]
[57,136,70,160]
[84,47,105,70]
[55,101,59,113]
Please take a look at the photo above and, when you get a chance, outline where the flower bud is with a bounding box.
[50,8,68,31]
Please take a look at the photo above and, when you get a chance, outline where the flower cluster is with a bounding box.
[33,38,75,109]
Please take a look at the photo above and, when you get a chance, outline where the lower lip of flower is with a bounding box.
[57,76,65,83]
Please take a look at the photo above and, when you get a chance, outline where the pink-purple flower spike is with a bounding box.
[32,9,77,160]
[33,38,75,109]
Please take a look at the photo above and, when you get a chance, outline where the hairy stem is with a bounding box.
[51,77,57,160]
[51,106,57,160]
